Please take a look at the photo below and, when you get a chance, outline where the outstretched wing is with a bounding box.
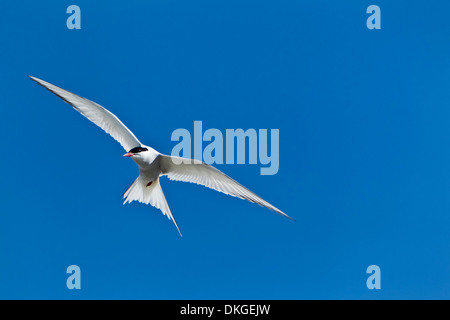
[158,155,292,220]
[29,76,141,152]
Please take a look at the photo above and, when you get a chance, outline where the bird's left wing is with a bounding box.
[29,76,142,152]
[158,155,292,220]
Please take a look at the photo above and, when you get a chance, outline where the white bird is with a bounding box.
[30,76,292,236]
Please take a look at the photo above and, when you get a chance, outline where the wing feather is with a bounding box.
[159,155,292,220]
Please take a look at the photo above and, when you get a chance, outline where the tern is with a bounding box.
[30,76,292,236]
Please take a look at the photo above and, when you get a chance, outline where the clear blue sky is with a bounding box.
[0,0,449,299]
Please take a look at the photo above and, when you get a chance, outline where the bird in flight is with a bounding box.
[30,76,292,236]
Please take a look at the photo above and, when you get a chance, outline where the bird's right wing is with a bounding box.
[158,155,292,220]
[29,76,142,152]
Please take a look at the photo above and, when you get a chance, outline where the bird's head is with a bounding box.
[123,146,149,159]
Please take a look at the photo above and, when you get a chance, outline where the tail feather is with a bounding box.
[123,176,182,236]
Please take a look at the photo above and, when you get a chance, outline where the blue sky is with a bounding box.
[0,0,449,299]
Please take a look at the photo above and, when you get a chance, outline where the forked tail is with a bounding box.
[123,176,182,236]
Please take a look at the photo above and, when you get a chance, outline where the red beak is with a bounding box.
[123,152,134,157]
